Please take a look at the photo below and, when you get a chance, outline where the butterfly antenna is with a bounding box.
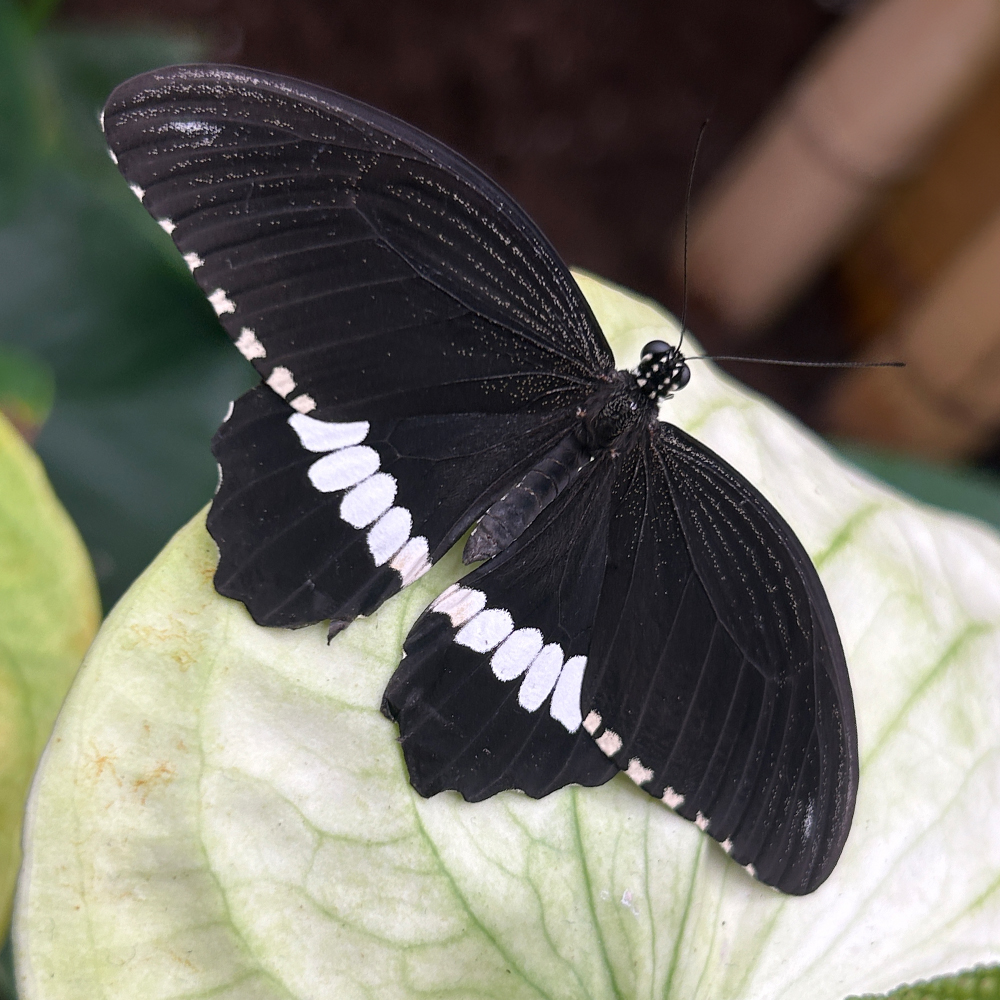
[685,355,904,368]
[678,119,709,356]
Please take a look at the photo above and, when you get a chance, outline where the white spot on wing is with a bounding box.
[157,218,176,234]
[266,366,295,397]
[626,758,654,786]
[223,400,234,422]
[518,643,563,712]
[107,148,118,165]
[550,655,586,732]
[215,463,223,493]
[307,445,379,493]
[340,473,396,528]
[129,182,144,201]
[662,787,684,809]
[183,251,204,272]
[431,585,486,628]
[595,728,623,757]
[235,328,266,360]
[491,629,543,682]
[367,506,412,565]
[209,288,236,315]
[695,812,709,831]
[721,839,733,854]
[582,710,602,735]
[288,412,368,452]
[98,108,105,132]
[455,609,513,653]
[744,863,757,878]
[290,394,316,414]
[390,536,431,585]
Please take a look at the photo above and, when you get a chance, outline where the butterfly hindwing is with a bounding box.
[209,384,581,628]
[101,64,614,422]
[581,423,857,894]
[382,454,619,800]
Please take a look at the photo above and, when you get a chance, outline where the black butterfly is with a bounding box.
[102,64,857,895]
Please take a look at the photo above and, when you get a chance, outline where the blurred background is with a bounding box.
[6,0,1000,618]
[3,1,1000,995]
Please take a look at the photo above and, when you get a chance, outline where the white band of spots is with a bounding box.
[308,446,379,493]
[448,598,587,732]
[341,472,396,528]
[209,288,236,315]
[518,643,564,712]
[390,536,431,586]
[289,413,368,452]
[582,710,602,735]
[430,585,486,628]
[455,609,514,653]
[368,506,412,566]
[285,411,433,589]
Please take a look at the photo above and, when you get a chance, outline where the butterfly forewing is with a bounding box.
[101,65,615,421]
[581,424,857,894]
[210,384,581,628]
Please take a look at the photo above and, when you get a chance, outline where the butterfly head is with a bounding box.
[635,340,691,401]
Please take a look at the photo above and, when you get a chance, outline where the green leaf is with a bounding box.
[13,275,1000,998]
[0,411,99,940]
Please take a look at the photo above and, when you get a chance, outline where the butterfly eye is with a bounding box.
[640,339,671,360]
[673,364,691,390]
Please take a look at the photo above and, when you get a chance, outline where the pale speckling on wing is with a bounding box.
[626,758,654,786]
[662,787,684,809]
[209,288,236,316]
[431,585,487,628]
[595,728,623,757]
[183,252,204,273]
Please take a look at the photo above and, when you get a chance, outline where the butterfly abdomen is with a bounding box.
[463,432,593,563]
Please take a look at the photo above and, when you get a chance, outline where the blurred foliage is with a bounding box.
[0,344,54,437]
[0,0,256,612]
[839,443,1000,535]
